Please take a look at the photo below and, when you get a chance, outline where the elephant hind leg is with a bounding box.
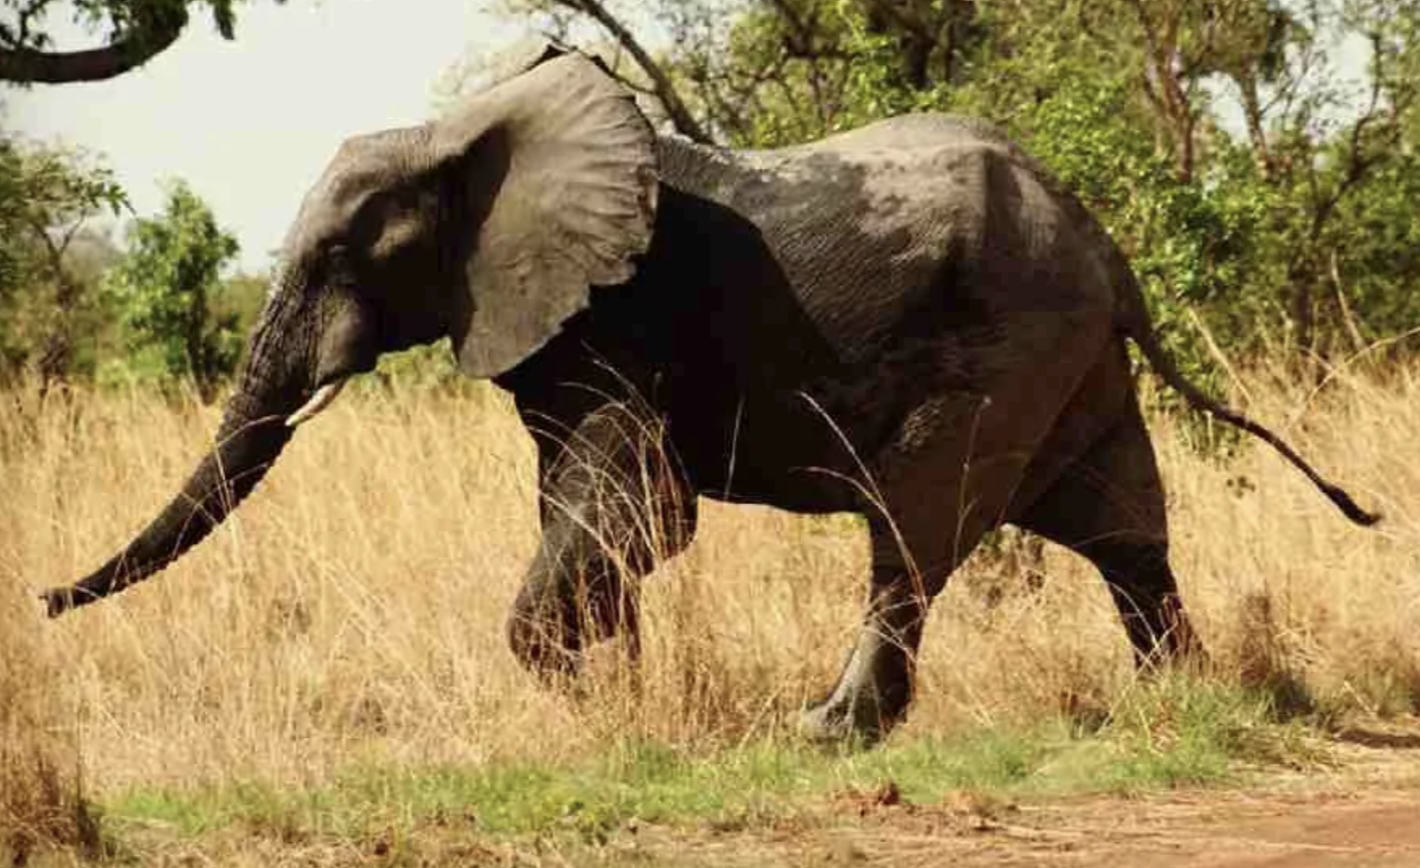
[508,401,698,682]
[1014,395,1203,666]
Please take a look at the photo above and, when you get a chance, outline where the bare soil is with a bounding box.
[809,786,1420,868]
[608,725,1420,868]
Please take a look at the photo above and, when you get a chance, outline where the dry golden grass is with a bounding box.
[0,361,1416,814]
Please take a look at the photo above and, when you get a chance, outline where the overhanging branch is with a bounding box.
[552,0,713,144]
[0,5,188,84]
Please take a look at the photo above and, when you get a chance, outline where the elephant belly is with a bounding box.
[673,305,1114,520]
[670,389,875,514]
[671,365,952,514]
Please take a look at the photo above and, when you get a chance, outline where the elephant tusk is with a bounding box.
[286,379,348,427]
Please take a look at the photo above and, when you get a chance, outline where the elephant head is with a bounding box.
[42,47,659,616]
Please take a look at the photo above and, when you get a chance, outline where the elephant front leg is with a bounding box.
[507,533,645,682]
[506,402,698,683]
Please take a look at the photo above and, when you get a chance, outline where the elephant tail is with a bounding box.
[1117,272,1381,527]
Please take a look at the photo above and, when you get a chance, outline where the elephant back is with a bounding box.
[655,118,1115,366]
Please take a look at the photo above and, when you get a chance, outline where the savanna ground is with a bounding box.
[3,359,1420,866]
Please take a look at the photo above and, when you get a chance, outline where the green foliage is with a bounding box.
[1329,151,1420,344]
[211,269,270,336]
[1022,75,1265,401]
[369,339,464,393]
[102,180,243,400]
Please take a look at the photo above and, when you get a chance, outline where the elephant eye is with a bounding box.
[325,243,356,279]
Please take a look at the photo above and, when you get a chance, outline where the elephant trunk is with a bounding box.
[42,283,314,617]
[41,403,293,616]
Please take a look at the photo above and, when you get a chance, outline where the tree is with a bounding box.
[104,179,242,401]
[0,0,288,85]
[1089,0,1420,357]
[0,135,127,385]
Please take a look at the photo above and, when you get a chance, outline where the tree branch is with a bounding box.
[860,0,939,89]
[553,0,713,143]
[1234,71,1273,179]
[1126,0,1194,180]
[0,3,189,84]
[24,213,82,386]
[1308,33,1394,242]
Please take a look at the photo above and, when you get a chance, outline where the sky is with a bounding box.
[4,0,522,270]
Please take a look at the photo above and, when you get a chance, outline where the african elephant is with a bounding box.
[41,45,1377,744]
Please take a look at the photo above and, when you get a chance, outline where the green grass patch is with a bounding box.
[101,677,1326,847]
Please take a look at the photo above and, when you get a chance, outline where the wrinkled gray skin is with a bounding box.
[42,46,1378,744]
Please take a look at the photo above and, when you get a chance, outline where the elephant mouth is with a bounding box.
[286,378,349,427]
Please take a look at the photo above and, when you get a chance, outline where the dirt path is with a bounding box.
[626,789,1420,868]
[846,788,1420,867]
[1100,795,1420,867]
[618,727,1420,868]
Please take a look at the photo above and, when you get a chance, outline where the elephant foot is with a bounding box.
[1132,599,1212,677]
[797,697,892,747]
[798,632,915,747]
[797,677,909,747]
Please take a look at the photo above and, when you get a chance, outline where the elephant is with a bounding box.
[41,45,1378,744]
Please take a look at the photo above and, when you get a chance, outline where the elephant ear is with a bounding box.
[434,50,660,378]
